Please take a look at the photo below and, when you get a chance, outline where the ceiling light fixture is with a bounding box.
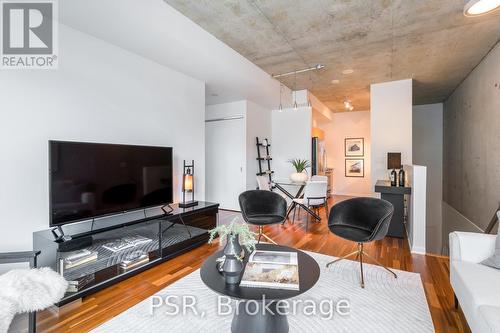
[464,0,500,16]
[278,83,283,112]
[342,69,354,75]
[272,64,325,78]
[331,79,340,84]
[343,98,354,111]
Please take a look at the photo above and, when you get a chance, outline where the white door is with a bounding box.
[205,118,246,210]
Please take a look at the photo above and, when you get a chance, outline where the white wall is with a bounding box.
[370,79,413,192]
[320,111,372,196]
[205,101,247,210]
[413,103,443,254]
[0,25,205,252]
[271,108,312,180]
[59,0,293,109]
[406,165,427,254]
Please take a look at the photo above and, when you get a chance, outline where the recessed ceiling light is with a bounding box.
[331,79,340,84]
[342,69,354,75]
[464,0,500,16]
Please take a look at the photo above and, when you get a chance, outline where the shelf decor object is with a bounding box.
[256,137,274,182]
[179,160,198,208]
[288,158,310,182]
[208,220,257,285]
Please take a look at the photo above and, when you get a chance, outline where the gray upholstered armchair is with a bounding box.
[0,251,67,333]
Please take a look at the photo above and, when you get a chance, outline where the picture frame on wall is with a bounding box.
[345,138,364,157]
[345,159,364,177]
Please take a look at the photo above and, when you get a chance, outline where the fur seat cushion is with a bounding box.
[0,268,67,333]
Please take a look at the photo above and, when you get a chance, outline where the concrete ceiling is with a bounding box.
[165,0,500,111]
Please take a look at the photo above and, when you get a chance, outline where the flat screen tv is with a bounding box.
[49,141,173,226]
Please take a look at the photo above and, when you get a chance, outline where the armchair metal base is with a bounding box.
[325,243,397,288]
[257,226,277,245]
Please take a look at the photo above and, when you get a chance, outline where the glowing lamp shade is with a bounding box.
[179,160,198,208]
[464,0,500,16]
[183,172,193,192]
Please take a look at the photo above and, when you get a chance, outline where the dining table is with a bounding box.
[272,179,321,221]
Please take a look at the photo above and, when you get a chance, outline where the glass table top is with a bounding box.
[273,179,307,186]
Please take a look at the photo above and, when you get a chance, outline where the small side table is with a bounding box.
[374,180,411,238]
[200,243,320,333]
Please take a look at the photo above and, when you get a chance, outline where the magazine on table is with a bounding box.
[240,250,299,290]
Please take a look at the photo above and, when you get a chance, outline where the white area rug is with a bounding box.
[92,251,434,332]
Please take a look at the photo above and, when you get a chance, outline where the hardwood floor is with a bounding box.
[37,196,470,332]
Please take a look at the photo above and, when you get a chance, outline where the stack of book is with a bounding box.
[119,250,149,271]
[240,250,300,290]
[67,274,95,293]
[60,249,98,270]
[102,235,152,253]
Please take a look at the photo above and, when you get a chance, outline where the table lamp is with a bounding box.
[179,160,198,208]
[387,153,401,186]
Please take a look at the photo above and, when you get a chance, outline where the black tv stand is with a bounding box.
[33,201,219,306]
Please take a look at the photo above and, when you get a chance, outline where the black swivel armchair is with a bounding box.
[325,197,397,288]
[239,190,287,244]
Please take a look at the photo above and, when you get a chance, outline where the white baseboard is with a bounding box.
[411,246,427,255]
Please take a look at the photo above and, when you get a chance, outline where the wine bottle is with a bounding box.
[390,169,397,186]
[398,166,405,187]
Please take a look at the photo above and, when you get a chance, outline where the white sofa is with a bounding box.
[449,231,500,333]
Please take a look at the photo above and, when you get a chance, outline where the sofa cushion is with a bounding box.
[478,305,500,333]
[481,212,500,269]
[451,261,500,312]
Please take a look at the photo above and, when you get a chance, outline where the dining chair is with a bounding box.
[292,181,328,231]
[311,175,328,182]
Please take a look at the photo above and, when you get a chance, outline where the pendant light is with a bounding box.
[278,83,283,112]
[307,73,313,107]
[293,70,298,110]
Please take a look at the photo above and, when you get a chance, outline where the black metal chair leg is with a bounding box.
[325,199,329,219]
[359,243,365,288]
[29,311,36,333]
[306,213,309,232]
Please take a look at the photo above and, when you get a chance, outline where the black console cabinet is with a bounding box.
[374,180,411,238]
[33,201,218,306]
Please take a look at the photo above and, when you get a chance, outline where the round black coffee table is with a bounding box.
[200,243,320,333]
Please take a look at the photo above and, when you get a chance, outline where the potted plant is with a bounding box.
[208,218,257,284]
[288,158,310,182]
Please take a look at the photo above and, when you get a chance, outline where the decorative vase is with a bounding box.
[290,172,308,183]
[222,234,244,284]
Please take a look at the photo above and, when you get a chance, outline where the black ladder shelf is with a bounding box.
[256,137,274,182]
